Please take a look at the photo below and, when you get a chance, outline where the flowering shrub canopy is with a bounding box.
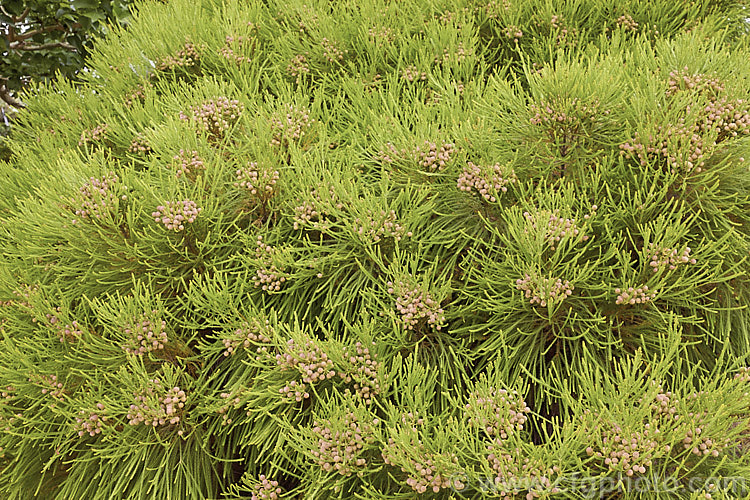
[0,0,749,498]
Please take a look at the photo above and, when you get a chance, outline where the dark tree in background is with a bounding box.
[0,0,135,157]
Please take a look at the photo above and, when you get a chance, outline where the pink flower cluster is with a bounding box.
[78,123,110,147]
[217,391,241,426]
[252,235,287,292]
[502,25,523,41]
[550,15,577,46]
[127,379,186,427]
[701,96,750,141]
[616,14,639,31]
[128,133,152,154]
[276,338,336,402]
[180,97,244,142]
[435,43,471,65]
[74,404,107,437]
[172,150,205,180]
[585,422,658,477]
[72,172,122,223]
[387,279,445,331]
[124,82,152,108]
[353,209,411,243]
[415,140,455,171]
[401,65,427,83]
[122,311,168,356]
[666,67,724,98]
[523,207,594,250]
[368,26,394,46]
[30,374,65,401]
[269,104,313,148]
[465,388,531,439]
[221,319,272,358]
[310,411,375,476]
[250,475,283,500]
[647,243,696,272]
[292,187,343,230]
[321,37,346,63]
[156,41,199,71]
[152,200,202,231]
[457,161,518,202]
[529,98,604,128]
[219,35,252,64]
[515,274,574,307]
[619,120,707,174]
[234,162,280,201]
[287,54,310,84]
[45,307,83,343]
[382,429,457,494]
[487,442,561,497]
[615,285,656,305]
[339,342,380,405]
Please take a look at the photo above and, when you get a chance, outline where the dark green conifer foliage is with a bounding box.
[1,0,749,498]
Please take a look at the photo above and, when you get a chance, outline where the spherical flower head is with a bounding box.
[127,379,187,427]
[251,475,284,500]
[515,273,574,307]
[180,97,244,142]
[458,161,517,202]
[122,310,168,355]
[269,103,314,148]
[152,199,202,231]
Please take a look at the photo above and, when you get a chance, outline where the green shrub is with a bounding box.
[1,0,749,498]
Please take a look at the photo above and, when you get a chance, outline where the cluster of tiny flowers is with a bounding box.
[339,342,380,405]
[487,442,561,499]
[701,96,750,142]
[616,14,639,31]
[646,383,679,421]
[152,200,201,232]
[529,98,605,128]
[222,319,272,358]
[252,235,287,292]
[72,172,122,223]
[234,162,280,201]
[287,54,310,84]
[156,41,199,71]
[250,476,283,500]
[78,123,109,147]
[647,243,696,272]
[666,67,724,98]
[586,423,658,477]
[615,285,656,305]
[619,118,707,174]
[218,35,252,64]
[31,374,65,401]
[124,82,152,108]
[217,391,241,426]
[276,338,336,402]
[734,366,750,383]
[368,26,394,46]
[382,437,457,494]
[269,104,313,148]
[172,149,205,179]
[480,0,511,19]
[402,65,427,83]
[515,274,574,307]
[550,15,577,46]
[292,187,342,230]
[415,140,455,171]
[457,161,518,202]
[387,279,445,331]
[523,207,594,250]
[122,311,168,356]
[180,97,244,142]
[45,307,83,343]
[128,133,152,154]
[436,43,471,65]
[74,404,107,437]
[502,25,523,41]
[310,412,376,476]
[321,37,347,63]
[466,388,531,439]
[127,380,186,427]
[353,209,411,243]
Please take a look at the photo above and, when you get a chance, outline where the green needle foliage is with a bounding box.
[1,0,750,498]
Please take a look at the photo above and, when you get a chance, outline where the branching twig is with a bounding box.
[0,85,25,109]
[9,41,76,51]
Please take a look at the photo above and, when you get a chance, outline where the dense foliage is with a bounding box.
[1,0,750,498]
